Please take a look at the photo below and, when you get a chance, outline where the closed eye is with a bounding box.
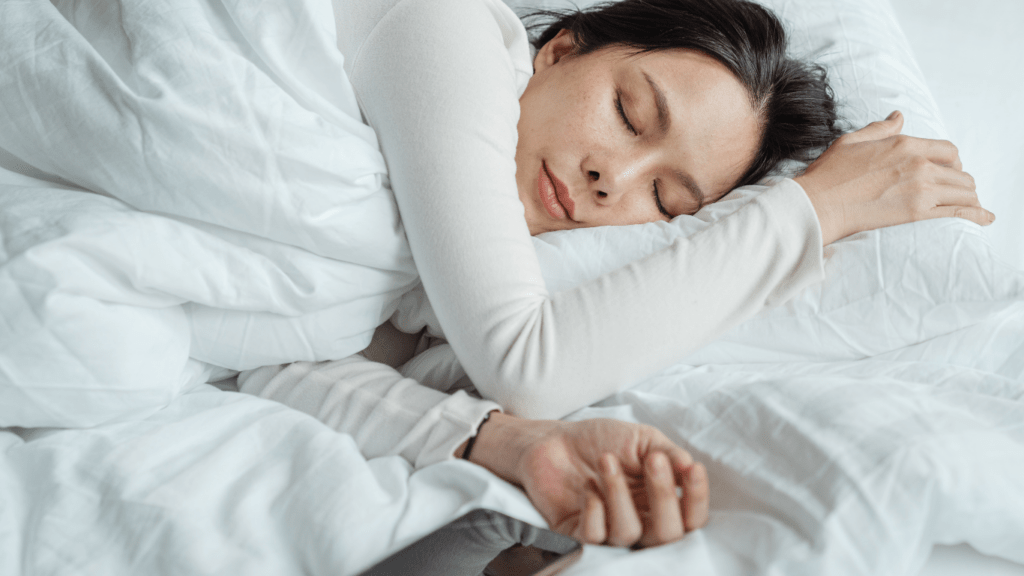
[616,90,638,135]
[617,90,676,218]
[653,180,672,218]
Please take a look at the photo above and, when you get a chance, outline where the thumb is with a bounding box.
[842,110,904,144]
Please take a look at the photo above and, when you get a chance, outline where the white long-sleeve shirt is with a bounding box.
[240,0,825,469]
[238,352,498,469]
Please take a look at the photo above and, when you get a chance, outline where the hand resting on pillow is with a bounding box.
[796,111,993,245]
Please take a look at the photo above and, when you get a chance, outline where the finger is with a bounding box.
[930,179,982,213]
[599,453,643,547]
[841,110,904,144]
[932,166,976,194]
[682,462,710,531]
[638,452,685,548]
[663,445,694,469]
[642,428,695,470]
[901,137,962,169]
[929,204,996,227]
[576,486,607,545]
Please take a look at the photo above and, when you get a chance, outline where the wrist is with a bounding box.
[794,173,847,245]
[461,412,561,486]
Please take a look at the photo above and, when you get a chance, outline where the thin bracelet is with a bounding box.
[461,411,493,461]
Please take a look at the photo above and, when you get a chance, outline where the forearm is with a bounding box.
[238,356,500,469]
[433,180,823,421]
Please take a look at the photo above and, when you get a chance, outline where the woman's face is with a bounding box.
[516,30,762,235]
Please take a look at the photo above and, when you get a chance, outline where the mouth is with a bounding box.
[538,161,575,221]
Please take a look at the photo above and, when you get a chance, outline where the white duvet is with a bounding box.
[0,0,419,428]
[1,0,1023,575]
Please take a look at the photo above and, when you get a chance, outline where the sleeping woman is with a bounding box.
[239,0,993,550]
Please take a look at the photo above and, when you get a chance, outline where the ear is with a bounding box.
[533,29,577,73]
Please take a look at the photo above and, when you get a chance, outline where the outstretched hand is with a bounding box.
[465,413,709,549]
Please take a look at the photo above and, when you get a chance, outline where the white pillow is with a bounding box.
[496,0,1024,363]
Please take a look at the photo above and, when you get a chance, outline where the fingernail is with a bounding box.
[887,110,900,120]
[989,212,996,223]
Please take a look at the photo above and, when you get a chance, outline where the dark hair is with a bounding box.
[526,0,842,189]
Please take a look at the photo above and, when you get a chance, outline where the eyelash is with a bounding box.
[652,181,671,218]
[616,93,671,218]
[615,92,638,135]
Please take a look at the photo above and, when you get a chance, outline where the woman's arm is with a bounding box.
[239,355,710,548]
[340,0,824,420]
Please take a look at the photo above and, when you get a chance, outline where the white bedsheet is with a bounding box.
[2,0,1023,574]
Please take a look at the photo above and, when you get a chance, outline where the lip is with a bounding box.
[538,161,575,220]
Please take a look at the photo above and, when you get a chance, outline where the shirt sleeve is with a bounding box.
[237,357,501,469]
[343,0,825,420]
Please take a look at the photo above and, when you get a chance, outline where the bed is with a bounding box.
[1,0,1022,574]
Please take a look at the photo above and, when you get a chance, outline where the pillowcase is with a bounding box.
[497,0,1023,363]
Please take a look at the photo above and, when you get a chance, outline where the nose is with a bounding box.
[586,171,605,198]
[582,150,655,204]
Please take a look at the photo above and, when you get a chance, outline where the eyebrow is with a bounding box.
[643,71,671,134]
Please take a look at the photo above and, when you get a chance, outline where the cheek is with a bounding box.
[520,63,621,150]
[541,70,607,136]
[628,201,665,225]
[599,195,665,227]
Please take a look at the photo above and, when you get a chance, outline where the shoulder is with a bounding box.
[335,0,533,95]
